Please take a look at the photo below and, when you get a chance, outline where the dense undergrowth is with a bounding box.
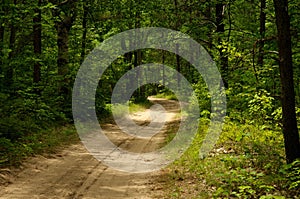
[152,87,300,198]
[163,118,300,198]
[0,89,78,167]
[0,125,78,167]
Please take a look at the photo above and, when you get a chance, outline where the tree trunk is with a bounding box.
[174,0,181,88]
[6,0,17,89]
[0,1,5,91]
[33,0,42,83]
[80,3,88,64]
[56,18,72,95]
[273,0,300,163]
[133,4,144,99]
[205,2,213,50]
[162,50,165,86]
[175,44,181,88]
[258,0,266,67]
[0,0,4,52]
[0,24,3,70]
[216,2,228,88]
[51,0,77,108]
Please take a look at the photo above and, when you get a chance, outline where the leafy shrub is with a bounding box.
[279,159,300,196]
[0,116,40,141]
[248,89,275,124]
[164,120,293,198]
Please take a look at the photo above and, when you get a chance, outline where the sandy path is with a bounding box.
[0,98,180,199]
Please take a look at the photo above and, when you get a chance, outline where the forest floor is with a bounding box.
[0,97,180,199]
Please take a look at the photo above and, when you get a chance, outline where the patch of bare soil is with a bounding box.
[0,97,180,199]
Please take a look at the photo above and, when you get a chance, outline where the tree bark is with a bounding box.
[51,0,77,99]
[273,0,300,163]
[258,0,266,67]
[49,0,77,116]
[205,3,213,50]
[0,25,3,74]
[133,3,144,99]
[174,0,181,88]
[162,50,165,86]
[33,0,42,83]
[0,1,5,90]
[56,18,72,95]
[80,3,88,64]
[216,2,228,88]
[6,0,17,89]
[175,44,181,88]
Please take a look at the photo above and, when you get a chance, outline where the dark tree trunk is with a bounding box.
[173,0,180,30]
[0,9,4,66]
[133,5,144,99]
[56,18,72,95]
[133,49,142,98]
[80,3,88,64]
[173,0,181,88]
[175,44,181,88]
[0,1,5,90]
[50,0,77,116]
[33,0,42,83]
[6,0,17,89]
[216,2,228,88]
[205,3,213,50]
[258,0,266,67]
[162,50,165,86]
[273,0,300,163]
[0,26,3,50]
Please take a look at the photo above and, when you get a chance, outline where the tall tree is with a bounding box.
[80,2,88,64]
[173,0,181,88]
[216,1,228,88]
[5,0,17,89]
[33,0,42,83]
[51,0,77,107]
[258,0,266,67]
[0,0,5,78]
[273,0,300,163]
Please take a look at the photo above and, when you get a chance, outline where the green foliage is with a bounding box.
[0,126,78,167]
[248,90,275,122]
[163,120,297,198]
[279,159,300,194]
[192,82,211,118]
[155,90,178,101]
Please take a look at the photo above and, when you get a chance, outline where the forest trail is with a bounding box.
[0,97,180,199]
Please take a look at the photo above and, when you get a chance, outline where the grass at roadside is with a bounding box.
[100,99,153,123]
[129,100,153,113]
[161,119,300,198]
[155,92,178,101]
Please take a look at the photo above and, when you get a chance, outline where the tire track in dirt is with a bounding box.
[0,97,180,199]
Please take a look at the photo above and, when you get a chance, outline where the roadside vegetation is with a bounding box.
[160,81,300,198]
[163,118,300,198]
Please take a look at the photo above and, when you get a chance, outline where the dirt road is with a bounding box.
[0,98,180,199]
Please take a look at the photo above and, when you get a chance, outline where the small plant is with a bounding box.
[279,159,300,196]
